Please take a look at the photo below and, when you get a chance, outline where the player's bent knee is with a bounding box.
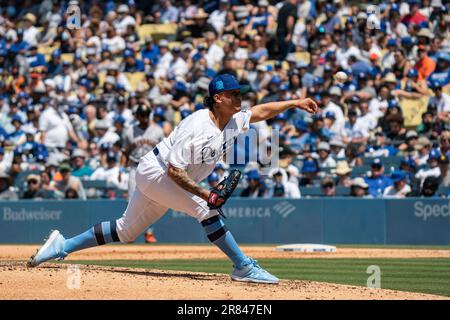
[115,218,139,243]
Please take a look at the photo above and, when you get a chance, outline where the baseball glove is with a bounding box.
[207,169,241,218]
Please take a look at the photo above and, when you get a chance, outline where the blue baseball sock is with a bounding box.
[201,215,249,268]
[63,221,121,254]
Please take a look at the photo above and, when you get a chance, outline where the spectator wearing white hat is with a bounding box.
[334,161,352,187]
[115,4,136,36]
[315,141,337,169]
[22,13,40,47]
[329,138,346,159]
[350,177,372,198]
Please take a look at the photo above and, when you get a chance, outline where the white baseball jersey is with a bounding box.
[115,108,253,241]
[142,108,252,183]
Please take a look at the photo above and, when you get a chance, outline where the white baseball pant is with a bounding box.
[115,151,218,243]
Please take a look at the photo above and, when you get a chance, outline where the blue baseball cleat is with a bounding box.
[27,230,68,268]
[231,258,279,284]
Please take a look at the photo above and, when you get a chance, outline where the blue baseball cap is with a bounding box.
[208,172,220,183]
[294,119,308,131]
[275,112,287,121]
[246,169,260,181]
[371,158,383,168]
[428,149,441,160]
[387,38,397,47]
[174,81,187,92]
[123,49,133,58]
[314,77,324,85]
[180,109,192,119]
[100,143,111,151]
[51,49,61,57]
[79,78,90,87]
[18,92,29,99]
[401,157,416,168]
[107,151,117,161]
[270,76,281,85]
[154,106,166,118]
[67,106,77,114]
[437,51,450,62]
[391,170,407,182]
[325,111,336,119]
[113,115,126,125]
[11,114,23,124]
[407,69,419,78]
[401,37,413,45]
[388,99,399,109]
[208,74,250,97]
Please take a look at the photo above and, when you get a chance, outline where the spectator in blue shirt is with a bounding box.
[47,49,63,77]
[299,157,320,186]
[427,52,450,89]
[159,0,179,24]
[26,45,46,68]
[123,49,145,73]
[141,36,160,67]
[364,158,393,197]
[240,170,267,198]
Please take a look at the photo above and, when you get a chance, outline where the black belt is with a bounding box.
[153,147,159,156]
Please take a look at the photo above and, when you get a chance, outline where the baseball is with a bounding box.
[334,71,348,83]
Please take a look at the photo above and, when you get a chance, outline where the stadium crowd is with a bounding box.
[0,0,449,201]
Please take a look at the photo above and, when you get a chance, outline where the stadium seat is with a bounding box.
[13,170,42,188]
[300,186,323,197]
[38,45,57,56]
[168,41,182,49]
[294,51,310,64]
[335,186,350,196]
[124,72,146,91]
[136,24,177,42]
[362,156,403,167]
[82,180,108,189]
[61,53,74,63]
[437,186,450,196]
[350,166,371,178]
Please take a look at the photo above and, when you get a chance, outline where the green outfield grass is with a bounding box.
[57,258,450,297]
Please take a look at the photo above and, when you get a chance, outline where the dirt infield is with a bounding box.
[1,245,449,300]
[2,244,450,261]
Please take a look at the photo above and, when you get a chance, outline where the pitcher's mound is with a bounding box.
[0,262,445,300]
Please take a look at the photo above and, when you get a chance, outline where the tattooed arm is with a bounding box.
[167,164,210,201]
